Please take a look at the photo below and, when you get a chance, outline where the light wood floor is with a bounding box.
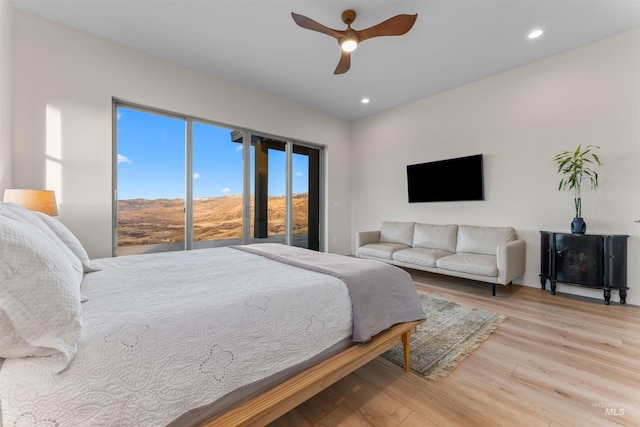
[269,271,640,427]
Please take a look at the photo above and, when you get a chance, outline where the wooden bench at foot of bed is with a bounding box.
[202,319,423,427]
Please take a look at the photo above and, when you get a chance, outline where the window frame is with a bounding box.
[112,99,324,256]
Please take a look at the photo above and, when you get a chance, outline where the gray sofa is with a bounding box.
[356,221,526,296]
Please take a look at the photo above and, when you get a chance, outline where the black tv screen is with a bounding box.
[407,154,484,202]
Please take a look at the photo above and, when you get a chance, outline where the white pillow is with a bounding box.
[0,203,83,277]
[0,213,83,372]
[33,211,102,273]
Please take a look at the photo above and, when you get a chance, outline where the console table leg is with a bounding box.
[620,289,627,305]
[550,280,556,295]
[603,289,611,305]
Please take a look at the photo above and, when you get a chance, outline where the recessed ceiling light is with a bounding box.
[528,29,544,39]
[361,97,370,104]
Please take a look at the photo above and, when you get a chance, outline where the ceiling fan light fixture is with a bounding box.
[291,9,417,74]
[341,38,358,52]
[528,29,544,39]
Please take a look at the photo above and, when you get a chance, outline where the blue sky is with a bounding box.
[117,107,308,200]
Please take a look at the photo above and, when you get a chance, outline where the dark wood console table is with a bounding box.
[539,231,628,305]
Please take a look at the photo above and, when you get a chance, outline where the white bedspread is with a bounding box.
[0,247,352,426]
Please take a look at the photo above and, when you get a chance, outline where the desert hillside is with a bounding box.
[117,194,309,246]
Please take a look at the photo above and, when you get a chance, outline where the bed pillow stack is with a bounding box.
[0,202,94,372]
[32,211,102,273]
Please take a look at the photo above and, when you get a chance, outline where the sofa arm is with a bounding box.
[356,230,380,248]
[497,240,526,284]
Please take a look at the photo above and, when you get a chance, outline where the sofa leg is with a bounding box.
[491,284,496,296]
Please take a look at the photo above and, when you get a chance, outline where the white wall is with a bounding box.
[352,29,640,305]
[10,10,352,258]
[0,0,13,191]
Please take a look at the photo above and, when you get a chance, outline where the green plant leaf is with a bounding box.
[553,144,602,216]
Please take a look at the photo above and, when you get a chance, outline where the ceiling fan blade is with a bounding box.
[334,50,351,75]
[358,14,418,42]
[291,12,345,40]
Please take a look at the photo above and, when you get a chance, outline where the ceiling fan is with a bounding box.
[291,9,418,75]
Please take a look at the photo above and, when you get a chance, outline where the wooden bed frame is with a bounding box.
[202,319,423,427]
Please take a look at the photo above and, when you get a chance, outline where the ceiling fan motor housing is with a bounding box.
[341,9,356,25]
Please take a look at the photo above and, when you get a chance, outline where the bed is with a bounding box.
[0,202,425,426]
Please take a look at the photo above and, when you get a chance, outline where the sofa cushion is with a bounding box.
[436,253,498,277]
[357,242,410,260]
[392,247,453,268]
[380,221,414,246]
[456,225,516,256]
[413,223,458,253]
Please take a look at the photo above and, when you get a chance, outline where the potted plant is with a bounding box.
[553,144,602,234]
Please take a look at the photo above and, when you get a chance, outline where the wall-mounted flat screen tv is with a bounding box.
[407,154,484,202]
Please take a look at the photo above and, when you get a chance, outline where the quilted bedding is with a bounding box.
[0,247,354,426]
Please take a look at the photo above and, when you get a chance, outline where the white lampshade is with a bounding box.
[3,189,59,216]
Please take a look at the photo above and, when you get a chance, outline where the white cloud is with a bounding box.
[221,187,231,193]
[235,145,243,152]
[193,172,201,179]
[295,171,303,177]
[118,154,132,164]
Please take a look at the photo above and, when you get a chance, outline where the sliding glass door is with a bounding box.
[115,107,186,255]
[247,136,320,250]
[293,145,320,250]
[114,102,322,255]
[192,122,245,248]
[249,136,286,244]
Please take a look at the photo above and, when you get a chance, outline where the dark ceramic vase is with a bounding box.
[571,217,586,234]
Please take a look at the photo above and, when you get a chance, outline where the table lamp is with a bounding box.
[3,189,59,216]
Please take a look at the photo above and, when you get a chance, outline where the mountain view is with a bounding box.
[117,193,309,246]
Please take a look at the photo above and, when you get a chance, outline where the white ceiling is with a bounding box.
[11,0,640,122]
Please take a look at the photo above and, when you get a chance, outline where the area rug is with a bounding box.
[382,292,505,380]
